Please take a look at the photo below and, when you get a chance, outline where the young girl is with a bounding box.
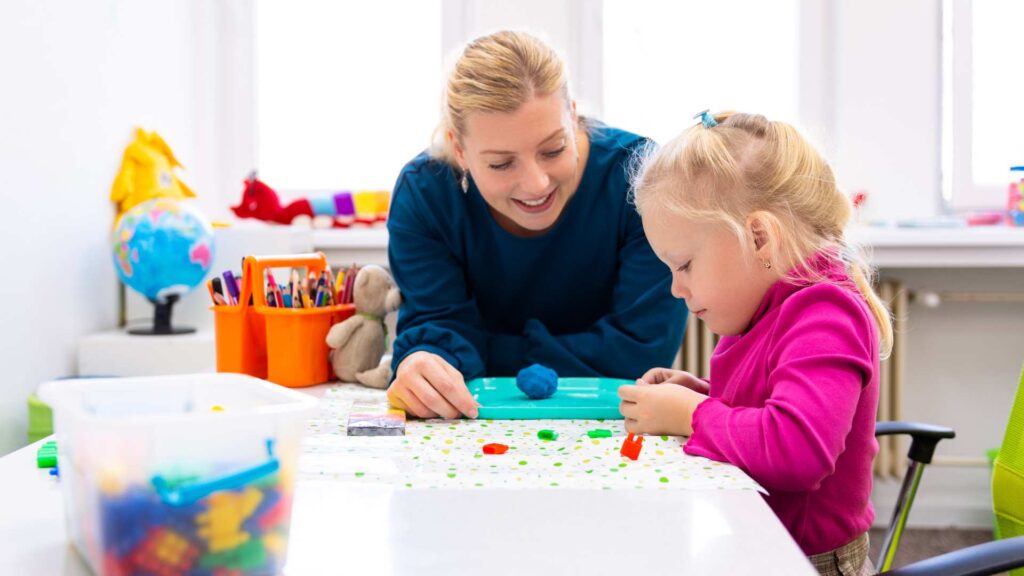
[620,110,892,575]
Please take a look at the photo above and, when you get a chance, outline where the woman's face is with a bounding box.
[452,92,585,236]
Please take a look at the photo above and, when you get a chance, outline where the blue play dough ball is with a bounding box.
[516,364,559,399]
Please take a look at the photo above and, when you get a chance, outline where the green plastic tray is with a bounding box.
[467,377,632,420]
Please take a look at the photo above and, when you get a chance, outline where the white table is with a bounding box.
[0,386,815,575]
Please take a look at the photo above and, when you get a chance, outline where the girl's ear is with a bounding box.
[746,211,775,256]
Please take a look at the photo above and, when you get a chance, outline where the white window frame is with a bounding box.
[444,1,824,130]
[441,0,606,117]
[218,1,825,206]
[942,0,1005,211]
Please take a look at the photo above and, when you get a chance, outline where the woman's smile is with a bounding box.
[512,188,558,214]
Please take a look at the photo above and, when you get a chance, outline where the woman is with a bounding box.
[387,31,686,419]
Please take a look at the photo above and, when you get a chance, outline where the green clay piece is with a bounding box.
[36,441,57,468]
[587,429,612,438]
[537,429,559,441]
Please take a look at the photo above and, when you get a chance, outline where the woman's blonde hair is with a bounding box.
[632,111,893,358]
[431,30,571,166]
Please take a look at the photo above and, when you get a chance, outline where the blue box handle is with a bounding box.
[151,440,279,506]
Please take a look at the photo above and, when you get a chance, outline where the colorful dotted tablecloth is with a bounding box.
[300,384,764,492]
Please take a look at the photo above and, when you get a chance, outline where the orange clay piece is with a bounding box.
[482,443,509,455]
[620,433,643,460]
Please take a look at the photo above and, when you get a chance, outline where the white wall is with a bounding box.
[830,0,944,222]
[0,1,251,455]
[872,268,1024,528]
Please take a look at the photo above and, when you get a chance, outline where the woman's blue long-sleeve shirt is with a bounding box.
[388,124,687,380]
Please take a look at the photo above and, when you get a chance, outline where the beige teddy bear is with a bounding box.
[325,265,401,389]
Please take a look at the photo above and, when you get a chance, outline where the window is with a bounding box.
[256,1,442,193]
[943,0,1024,209]
[254,0,804,193]
[602,0,800,145]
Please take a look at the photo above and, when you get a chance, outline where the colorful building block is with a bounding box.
[128,527,199,576]
[482,443,509,455]
[198,537,267,572]
[195,488,263,553]
[587,429,612,439]
[620,433,644,461]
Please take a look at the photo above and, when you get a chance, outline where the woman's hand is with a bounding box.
[618,378,708,436]
[387,351,479,419]
[637,367,710,394]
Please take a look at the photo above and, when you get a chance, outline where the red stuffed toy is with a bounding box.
[231,174,387,228]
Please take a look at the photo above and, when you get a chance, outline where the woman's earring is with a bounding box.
[461,170,469,194]
[762,259,772,270]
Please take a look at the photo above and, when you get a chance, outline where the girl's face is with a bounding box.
[452,92,585,237]
[642,206,778,336]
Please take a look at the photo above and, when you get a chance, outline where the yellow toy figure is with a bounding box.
[110,128,195,220]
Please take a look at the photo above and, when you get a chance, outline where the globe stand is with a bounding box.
[129,294,195,336]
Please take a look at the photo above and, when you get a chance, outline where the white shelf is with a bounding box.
[308,228,389,267]
[849,225,1024,268]
[78,329,215,377]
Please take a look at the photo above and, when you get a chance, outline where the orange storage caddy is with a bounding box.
[212,252,355,387]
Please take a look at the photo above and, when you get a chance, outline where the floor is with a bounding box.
[868,527,995,570]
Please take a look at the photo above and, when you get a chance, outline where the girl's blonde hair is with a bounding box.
[431,30,571,166]
[632,111,893,358]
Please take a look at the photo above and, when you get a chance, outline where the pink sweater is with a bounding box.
[683,260,879,555]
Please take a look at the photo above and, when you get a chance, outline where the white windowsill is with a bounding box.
[849,224,1024,268]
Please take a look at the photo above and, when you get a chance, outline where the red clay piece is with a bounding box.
[620,433,643,460]
[482,443,509,455]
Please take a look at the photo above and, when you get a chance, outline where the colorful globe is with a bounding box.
[112,198,215,303]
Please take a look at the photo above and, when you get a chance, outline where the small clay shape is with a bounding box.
[516,364,558,399]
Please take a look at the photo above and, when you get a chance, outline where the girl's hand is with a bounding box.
[388,351,479,419]
[637,367,710,394]
[618,379,708,436]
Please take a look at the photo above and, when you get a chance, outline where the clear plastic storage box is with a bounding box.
[39,373,317,576]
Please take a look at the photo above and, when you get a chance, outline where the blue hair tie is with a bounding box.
[694,109,718,128]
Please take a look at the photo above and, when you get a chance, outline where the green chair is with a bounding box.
[992,364,1024,574]
[27,393,53,443]
[28,376,117,444]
